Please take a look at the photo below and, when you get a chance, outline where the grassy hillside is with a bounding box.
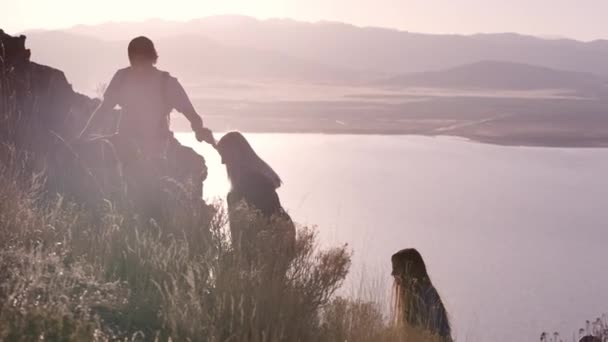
[0,148,353,341]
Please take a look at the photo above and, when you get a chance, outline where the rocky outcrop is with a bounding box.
[0,30,207,210]
[1,30,102,153]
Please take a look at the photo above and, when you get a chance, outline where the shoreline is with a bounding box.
[175,129,608,149]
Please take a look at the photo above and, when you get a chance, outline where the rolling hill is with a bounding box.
[379,60,608,94]
[57,15,608,76]
[23,29,361,93]
[10,17,608,147]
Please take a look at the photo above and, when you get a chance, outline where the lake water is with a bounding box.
[177,133,608,342]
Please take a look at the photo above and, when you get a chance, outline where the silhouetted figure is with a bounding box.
[78,36,214,208]
[80,36,213,147]
[216,132,295,261]
[391,248,452,341]
[579,336,601,342]
[215,132,296,340]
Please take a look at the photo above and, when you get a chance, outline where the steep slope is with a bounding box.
[0,30,208,203]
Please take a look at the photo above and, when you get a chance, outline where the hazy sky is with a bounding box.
[3,0,608,41]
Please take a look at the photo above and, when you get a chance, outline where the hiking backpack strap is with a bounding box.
[160,71,171,133]
[159,71,172,159]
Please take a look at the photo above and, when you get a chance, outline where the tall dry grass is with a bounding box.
[1,43,459,341]
[0,146,356,341]
[541,314,608,342]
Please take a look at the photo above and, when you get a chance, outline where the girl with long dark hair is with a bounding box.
[391,248,453,341]
[216,132,295,264]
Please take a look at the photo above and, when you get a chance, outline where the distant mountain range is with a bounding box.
[19,15,608,95]
[380,61,608,94]
[8,17,608,146]
[23,29,360,93]
[56,15,608,75]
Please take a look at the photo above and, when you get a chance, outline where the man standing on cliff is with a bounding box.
[79,36,214,148]
[79,36,214,200]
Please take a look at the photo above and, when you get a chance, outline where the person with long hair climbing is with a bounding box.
[216,131,296,266]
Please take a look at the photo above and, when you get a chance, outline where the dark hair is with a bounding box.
[391,248,452,340]
[128,36,158,64]
[216,132,282,189]
[391,248,428,281]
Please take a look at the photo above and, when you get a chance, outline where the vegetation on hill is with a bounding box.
[0,145,451,342]
[2,27,605,342]
[541,315,608,342]
[0,149,354,341]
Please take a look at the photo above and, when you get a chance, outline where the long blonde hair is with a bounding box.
[216,132,282,189]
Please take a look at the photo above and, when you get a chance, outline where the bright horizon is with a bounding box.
[3,0,608,41]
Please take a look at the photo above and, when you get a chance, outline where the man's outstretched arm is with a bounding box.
[78,100,115,139]
[169,77,215,145]
[78,72,120,139]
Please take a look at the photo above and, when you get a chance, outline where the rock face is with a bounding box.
[0,29,207,209]
[1,30,99,153]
